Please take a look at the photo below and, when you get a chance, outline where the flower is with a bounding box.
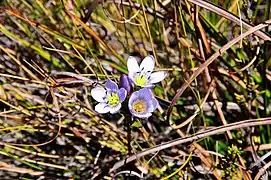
[127,55,167,87]
[120,74,133,95]
[91,79,127,114]
[128,88,158,118]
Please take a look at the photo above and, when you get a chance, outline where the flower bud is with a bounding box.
[120,74,132,95]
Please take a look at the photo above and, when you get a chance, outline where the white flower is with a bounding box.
[91,79,127,114]
[127,55,167,87]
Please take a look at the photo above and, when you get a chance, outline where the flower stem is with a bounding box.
[126,115,132,155]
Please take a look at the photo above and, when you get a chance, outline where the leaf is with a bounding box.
[131,121,142,128]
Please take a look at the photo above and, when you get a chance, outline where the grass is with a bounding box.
[1,0,271,179]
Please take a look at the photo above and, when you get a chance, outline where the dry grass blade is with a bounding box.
[255,160,271,180]
[2,0,271,179]
[166,20,271,121]
[188,0,271,41]
[0,163,43,176]
[110,117,271,172]
[4,9,85,50]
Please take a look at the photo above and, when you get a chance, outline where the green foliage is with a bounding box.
[218,145,243,179]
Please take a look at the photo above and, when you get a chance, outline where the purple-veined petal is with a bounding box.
[129,91,140,103]
[91,86,106,102]
[127,56,140,74]
[148,98,158,112]
[128,91,142,114]
[109,104,121,114]
[128,92,137,111]
[134,112,152,119]
[152,98,158,109]
[139,55,154,73]
[95,103,110,113]
[149,71,167,84]
[128,89,155,119]
[138,88,152,102]
[105,79,118,91]
[118,88,127,102]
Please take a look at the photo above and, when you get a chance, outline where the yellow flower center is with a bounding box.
[133,100,146,113]
[134,75,147,86]
[107,93,119,106]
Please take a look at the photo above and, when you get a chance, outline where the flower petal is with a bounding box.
[128,92,137,110]
[152,98,158,109]
[138,88,152,102]
[127,56,140,74]
[109,104,121,114]
[128,90,141,113]
[142,84,155,88]
[149,71,167,84]
[128,88,154,118]
[91,86,106,102]
[134,112,152,119]
[148,98,158,112]
[139,55,154,73]
[105,79,118,91]
[118,88,127,102]
[95,103,110,113]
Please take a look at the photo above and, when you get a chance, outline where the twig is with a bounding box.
[254,160,271,180]
[110,117,271,172]
[166,20,271,122]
